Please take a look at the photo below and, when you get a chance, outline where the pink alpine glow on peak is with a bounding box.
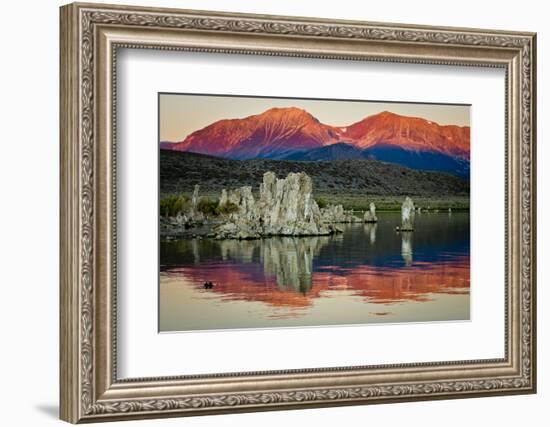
[339,111,470,160]
[162,107,470,161]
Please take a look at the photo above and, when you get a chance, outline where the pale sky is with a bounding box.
[159,93,470,142]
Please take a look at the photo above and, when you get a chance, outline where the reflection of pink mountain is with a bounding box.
[162,107,470,177]
[164,257,470,315]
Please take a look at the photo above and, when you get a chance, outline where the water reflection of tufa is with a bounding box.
[261,236,334,294]
[364,223,377,244]
[261,238,317,294]
[401,231,413,266]
[219,239,256,262]
[162,228,470,312]
[215,236,330,293]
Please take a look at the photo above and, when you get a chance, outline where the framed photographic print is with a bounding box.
[60,2,537,423]
[158,93,472,332]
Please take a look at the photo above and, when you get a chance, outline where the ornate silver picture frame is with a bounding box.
[60,2,536,423]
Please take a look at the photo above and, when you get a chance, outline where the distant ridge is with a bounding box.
[160,149,469,198]
[282,142,365,162]
[282,142,469,178]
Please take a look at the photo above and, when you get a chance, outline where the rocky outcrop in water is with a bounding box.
[319,204,342,223]
[160,185,205,237]
[397,196,415,231]
[215,185,261,239]
[230,186,255,212]
[160,213,188,238]
[213,171,342,239]
[319,204,361,224]
[364,202,377,223]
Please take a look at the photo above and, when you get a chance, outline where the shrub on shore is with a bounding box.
[217,201,239,215]
[160,195,189,217]
[197,197,218,215]
[315,197,328,209]
[160,195,242,218]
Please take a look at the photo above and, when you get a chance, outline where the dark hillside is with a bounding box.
[160,150,469,199]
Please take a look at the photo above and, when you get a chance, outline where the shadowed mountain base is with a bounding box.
[160,150,469,209]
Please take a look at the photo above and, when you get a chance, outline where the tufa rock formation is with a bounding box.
[213,171,342,239]
[161,185,205,237]
[188,184,204,222]
[397,196,415,231]
[319,204,361,224]
[319,204,343,223]
[218,189,228,208]
[364,202,377,223]
[191,185,200,209]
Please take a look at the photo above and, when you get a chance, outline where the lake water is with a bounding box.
[160,212,470,332]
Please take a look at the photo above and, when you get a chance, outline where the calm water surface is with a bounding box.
[160,212,470,332]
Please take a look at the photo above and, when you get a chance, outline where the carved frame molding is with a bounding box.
[60,2,536,423]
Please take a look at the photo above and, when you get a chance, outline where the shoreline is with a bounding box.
[161,191,470,212]
[160,210,468,241]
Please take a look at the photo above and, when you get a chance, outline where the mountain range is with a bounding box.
[161,107,470,179]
